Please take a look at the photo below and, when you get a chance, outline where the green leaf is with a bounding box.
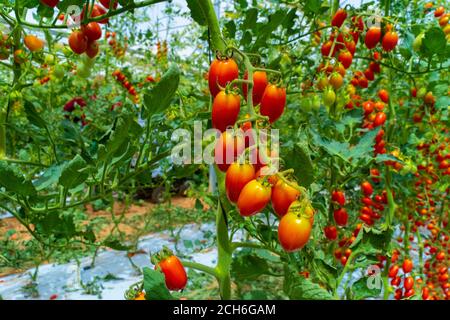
[34,212,76,239]
[143,267,174,300]
[33,164,64,191]
[143,64,180,118]
[283,265,334,300]
[58,155,88,189]
[0,161,36,196]
[225,20,236,39]
[283,141,314,188]
[303,0,322,15]
[350,277,382,300]
[421,27,446,56]
[105,117,131,158]
[24,100,46,128]
[242,8,258,31]
[232,251,270,281]
[102,238,131,251]
[186,0,207,26]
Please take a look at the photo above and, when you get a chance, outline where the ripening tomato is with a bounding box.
[41,0,59,7]
[211,91,241,132]
[338,50,353,69]
[100,0,118,9]
[358,76,368,88]
[404,276,414,291]
[362,100,374,114]
[225,163,255,203]
[373,112,387,127]
[278,205,312,252]
[81,22,102,41]
[434,6,445,17]
[402,259,413,273]
[208,58,239,97]
[243,71,268,106]
[86,40,99,58]
[369,61,381,73]
[214,131,245,172]
[24,35,45,52]
[69,30,88,54]
[329,73,343,89]
[323,88,336,106]
[345,39,356,55]
[364,68,374,81]
[331,9,347,28]
[331,190,346,206]
[237,179,271,216]
[321,40,333,57]
[382,30,399,52]
[271,180,301,217]
[334,208,348,226]
[260,84,286,123]
[361,181,373,196]
[156,255,187,291]
[365,27,381,49]
[324,225,338,240]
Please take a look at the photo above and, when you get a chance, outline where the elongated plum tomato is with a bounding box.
[24,35,45,52]
[271,180,301,217]
[331,190,346,206]
[278,202,312,252]
[331,8,347,28]
[237,179,271,216]
[40,0,59,7]
[338,50,353,69]
[378,89,389,103]
[208,58,239,97]
[333,207,348,226]
[260,84,286,123]
[382,30,398,52]
[211,91,240,132]
[214,131,245,172]
[243,71,268,106]
[324,225,337,240]
[364,27,381,49]
[225,163,255,203]
[361,181,373,196]
[81,22,102,41]
[155,255,187,291]
[373,112,386,127]
[68,30,88,54]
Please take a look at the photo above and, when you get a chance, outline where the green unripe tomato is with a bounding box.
[413,33,424,52]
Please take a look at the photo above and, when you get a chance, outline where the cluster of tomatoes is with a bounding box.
[156,40,168,62]
[63,96,88,126]
[425,3,450,34]
[0,31,47,64]
[66,1,120,57]
[207,54,317,253]
[106,31,128,58]
[112,69,139,103]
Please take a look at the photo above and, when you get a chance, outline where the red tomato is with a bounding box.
[331,9,347,28]
[156,255,187,291]
[362,100,374,114]
[81,22,102,41]
[68,30,88,54]
[345,39,356,56]
[260,84,286,123]
[278,203,312,252]
[321,40,333,57]
[365,27,381,49]
[369,61,381,73]
[404,276,414,291]
[271,180,301,217]
[402,259,413,273]
[361,181,373,196]
[364,68,374,81]
[388,264,399,278]
[333,207,348,226]
[373,112,387,127]
[40,0,59,7]
[214,131,245,172]
[237,179,271,216]
[99,0,118,9]
[338,50,353,69]
[382,30,399,52]
[211,91,241,132]
[324,225,338,240]
[225,163,255,203]
[331,190,346,206]
[358,76,368,88]
[243,71,268,106]
[86,40,99,58]
[208,58,239,97]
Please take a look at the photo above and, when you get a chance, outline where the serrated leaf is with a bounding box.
[283,265,334,300]
[143,64,180,118]
[186,0,207,26]
[232,251,270,281]
[58,155,88,189]
[0,161,36,196]
[143,267,174,300]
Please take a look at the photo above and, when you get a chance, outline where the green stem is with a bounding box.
[182,261,218,278]
[0,110,6,158]
[198,0,227,52]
